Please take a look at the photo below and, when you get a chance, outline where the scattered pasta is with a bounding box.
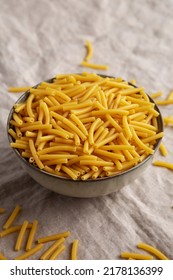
[80,40,108,70]
[150,91,163,99]
[0,206,74,260]
[15,244,44,260]
[3,205,21,230]
[8,73,163,180]
[71,239,79,260]
[8,87,31,93]
[81,61,109,70]
[153,160,173,170]
[137,243,169,260]
[164,116,173,125]
[40,237,65,260]
[121,252,153,260]
[121,243,169,260]
[49,244,66,260]
[37,231,71,244]
[159,142,168,156]
[26,220,38,251]
[15,220,29,251]
[84,40,93,62]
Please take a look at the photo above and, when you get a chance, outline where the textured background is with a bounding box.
[0,0,173,260]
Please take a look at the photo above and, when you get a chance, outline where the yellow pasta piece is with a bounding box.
[80,160,114,167]
[142,132,164,143]
[9,86,31,93]
[137,243,169,260]
[37,145,76,155]
[70,114,88,136]
[8,128,18,140]
[61,165,78,180]
[3,205,21,230]
[153,161,173,170]
[88,118,102,145]
[15,244,44,260]
[37,231,70,244]
[0,224,32,237]
[163,116,173,125]
[26,93,35,117]
[150,91,163,98]
[13,112,23,125]
[123,115,132,139]
[15,220,29,251]
[81,170,95,180]
[49,244,66,260]
[155,99,173,105]
[121,252,153,260]
[81,61,109,70]
[40,237,65,260]
[20,124,52,132]
[84,40,93,61]
[159,142,168,156]
[92,109,129,116]
[29,139,44,169]
[131,128,154,154]
[26,220,38,251]
[94,133,118,148]
[15,127,22,138]
[94,149,125,161]
[71,239,79,260]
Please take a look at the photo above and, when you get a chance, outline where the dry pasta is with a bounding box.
[137,243,169,260]
[159,142,168,156]
[26,220,38,251]
[15,220,29,251]
[0,224,32,238]
[84,40,93,62]
[37,231,71,244]
[40,237,65,260]
[121,252,153,260]
[49,244,66,260]
[71,239,79,260]
[150,91,163,99]
[3,205,21,230]
[15,244,44,260]
[81,61,109,70]
[153,160,173,170]
[9,73,163,180]
[8,86,31,93]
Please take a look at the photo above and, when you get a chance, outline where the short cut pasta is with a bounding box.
[9,73,163,180]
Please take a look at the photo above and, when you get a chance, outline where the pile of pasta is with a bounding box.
[8,73,164,180]
[0,206,78,260]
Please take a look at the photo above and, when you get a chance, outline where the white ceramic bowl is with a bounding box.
[7,77,163,198]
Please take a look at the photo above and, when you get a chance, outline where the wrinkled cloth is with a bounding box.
[0,0,173,260]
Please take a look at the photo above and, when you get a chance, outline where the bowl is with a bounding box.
[7,75,164,198]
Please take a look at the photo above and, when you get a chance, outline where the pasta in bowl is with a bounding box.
[7,73,163,197]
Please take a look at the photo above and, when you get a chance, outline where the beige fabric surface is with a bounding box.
[0,0,173,260]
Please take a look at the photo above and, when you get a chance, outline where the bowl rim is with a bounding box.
[7,74,164,182]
